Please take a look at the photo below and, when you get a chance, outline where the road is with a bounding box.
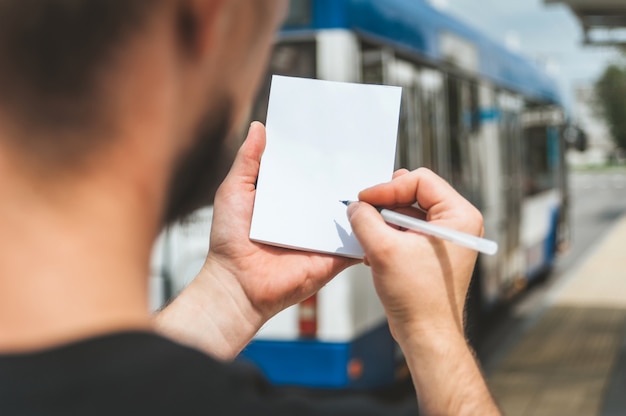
[478,169,626,373]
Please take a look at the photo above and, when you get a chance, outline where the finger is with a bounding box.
[390,205,427,221]
[347,202,399,260]
[221,122,266,189]
[392,168,410,179]
[359,168,466,213]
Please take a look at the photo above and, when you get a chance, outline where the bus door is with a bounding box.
[497,92,525,292]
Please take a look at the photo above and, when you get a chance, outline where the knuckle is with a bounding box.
[415,167,432,176]
[463,205,484,236]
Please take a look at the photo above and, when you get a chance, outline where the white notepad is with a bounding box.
[249,75,401,258]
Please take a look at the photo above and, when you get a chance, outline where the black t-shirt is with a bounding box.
[0,331,417,415]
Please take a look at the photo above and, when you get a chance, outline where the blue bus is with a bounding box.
[152,0,570,390]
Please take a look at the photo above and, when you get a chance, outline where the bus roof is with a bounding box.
[281,0,563,105]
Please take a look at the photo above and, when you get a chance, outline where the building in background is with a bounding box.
[567,84,613,166]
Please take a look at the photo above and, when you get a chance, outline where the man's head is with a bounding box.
[0,0,288,223]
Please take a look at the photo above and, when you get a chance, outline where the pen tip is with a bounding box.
[340,200,351,206]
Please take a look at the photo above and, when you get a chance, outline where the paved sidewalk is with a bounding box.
[487,216,626,416]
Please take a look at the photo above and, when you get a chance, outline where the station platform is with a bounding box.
[487,215,626,415]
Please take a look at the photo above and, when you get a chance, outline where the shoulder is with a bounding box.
[1,331,266,416]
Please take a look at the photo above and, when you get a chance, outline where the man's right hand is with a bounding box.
[347,168,482,344]
[347,168,500,416]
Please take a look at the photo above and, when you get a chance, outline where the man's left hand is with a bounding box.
[156,122,357,360]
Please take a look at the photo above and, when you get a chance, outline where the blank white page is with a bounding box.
[249,75,401,258]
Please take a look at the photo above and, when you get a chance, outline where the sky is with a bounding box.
[428,0,623,114]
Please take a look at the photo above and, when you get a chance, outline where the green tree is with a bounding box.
[595,63,626,150]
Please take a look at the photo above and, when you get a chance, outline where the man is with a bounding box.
[0,1,500,415]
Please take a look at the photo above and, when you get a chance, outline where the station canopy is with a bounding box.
[545,0,626,46]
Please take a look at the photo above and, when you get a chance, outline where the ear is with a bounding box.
[177,0,227,58]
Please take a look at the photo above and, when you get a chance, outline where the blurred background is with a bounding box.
[151,1,626,415]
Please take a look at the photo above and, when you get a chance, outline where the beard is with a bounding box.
[162,101,236,225]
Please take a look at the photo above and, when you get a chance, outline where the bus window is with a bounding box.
[497,92,524,275]
[361,46,392,85]
[397,85,421,170]
[446,76,481,203]
[250,41,317,124]
[387,58,421,170]
[418,69,447,174]
[447,76,467,194]
[523,126,559,196]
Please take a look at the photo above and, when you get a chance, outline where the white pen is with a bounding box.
[341,201,498,255]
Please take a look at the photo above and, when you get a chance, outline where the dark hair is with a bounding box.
[0,0,159,164]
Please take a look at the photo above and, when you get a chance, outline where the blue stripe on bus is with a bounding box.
[479,108,500,122]
[237,322,397,389]
[544,207,560,266]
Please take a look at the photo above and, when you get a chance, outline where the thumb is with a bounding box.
[347,202,397,260]
[223,121,266,188]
